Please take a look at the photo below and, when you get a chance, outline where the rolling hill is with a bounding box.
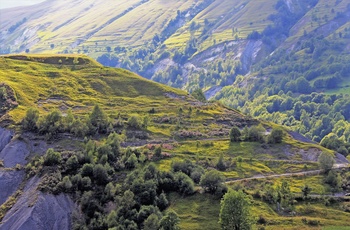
[0,55,348,229]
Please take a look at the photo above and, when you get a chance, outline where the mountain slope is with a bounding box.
[2,0,343,93]
[0,54,186,121]
[0,0,276,54]
[0,55,348,230]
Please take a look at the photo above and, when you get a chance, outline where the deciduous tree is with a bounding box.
[219,190,253,230]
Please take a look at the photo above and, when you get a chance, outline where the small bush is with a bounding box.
[22,108,39,131]
[93,164,109,185]
[268,128,283,144]
[127,116,142,129]
[257,215,267,225]
[154,146,162,158]
[175,172,195,195]
[44,148,61,166]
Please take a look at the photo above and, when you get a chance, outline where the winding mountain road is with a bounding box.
[225,163,349,184]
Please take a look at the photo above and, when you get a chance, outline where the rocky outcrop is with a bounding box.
[239,40,263,75]
[0,127,30,168]
[0,128,13,152]
[0,128,26,206]
[0,128,76,230]
[0,177,75,230]
[0,170,24,206]
[0,139,30,168]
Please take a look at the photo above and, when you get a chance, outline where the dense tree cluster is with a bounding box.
[30,134,229,230]
[217,91,350,156]
[22,105,148,140]
[30,139,191,229]
[229,125,283,144]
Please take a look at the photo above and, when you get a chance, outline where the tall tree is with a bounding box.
[230,126,241,142]
[191,88,206,102]
[219,190,253,230]
[318,152,335,173]
[89,104,109,133]
[160,210,180,230]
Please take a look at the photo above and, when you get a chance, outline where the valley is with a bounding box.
[1,0,350,229]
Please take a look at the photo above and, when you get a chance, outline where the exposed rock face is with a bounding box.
[0,177,75,230]
[0,128,25,206]
[0,127,30,168]
[335,153,349,164]
[0,128,13,152]
[0,128,76,230]
[0,139,30,168]
[0,170,24,205]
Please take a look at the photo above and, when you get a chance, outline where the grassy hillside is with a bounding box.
[0,0,276,55]
[0,54,186,121]
[0,55,348,230]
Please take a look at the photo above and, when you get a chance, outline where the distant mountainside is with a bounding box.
[0,0,276,53]
[1,0,349,90]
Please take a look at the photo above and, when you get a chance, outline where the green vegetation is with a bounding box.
[219,190,253,230]
[1,54,349,230]
[229,126,241,142]
[200,170,227,196]
[318,152,335,173]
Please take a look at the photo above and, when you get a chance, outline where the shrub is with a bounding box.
[160,210,180,230]
[190,169,204,184]
[318,152,335,172]
[22,108,39,131]
[89,104,109,134]
[37,110,62,137]
[268,128,283,143]
[66,155,79,172]
[44,148,61,166]
[257,215,267,225]
[216,154,226,171]
[230,126,241,142]
[93,164,109,185]
[247,125,265,142]
[154,146,162,158]
[81,163,94,177]
[171,159,193,175]
[127,115,142,129]
[175,172,195,195]
[71,118,89,137]
[58,176,73,192]
[324,170,341,188]
[200,170,225,194]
